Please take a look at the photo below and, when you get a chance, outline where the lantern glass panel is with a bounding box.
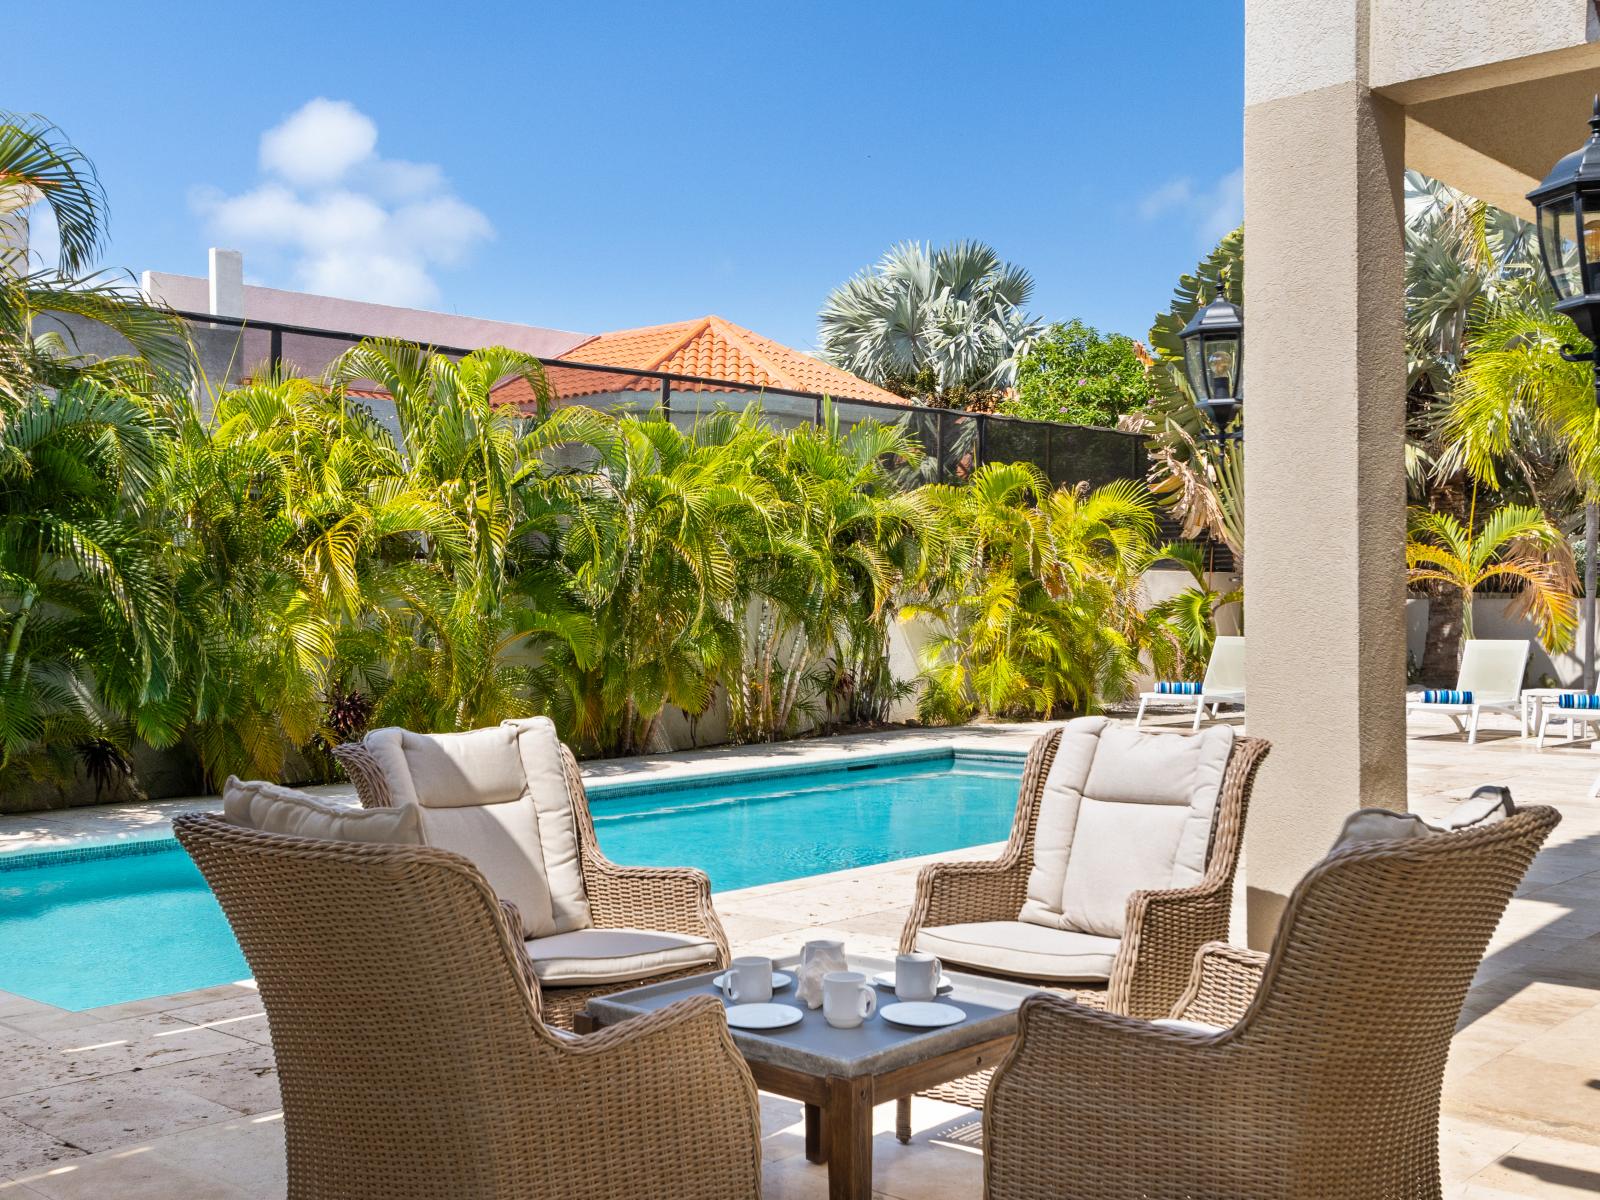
[1204,335,1239,399]
[1541,197,1582,300]
[1583,193,1600,295]
[1184,337,1206,400]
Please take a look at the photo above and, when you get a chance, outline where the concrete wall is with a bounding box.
[1406,595,1598,689]
[142,271,592,359]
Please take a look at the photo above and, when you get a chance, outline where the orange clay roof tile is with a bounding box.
[520,315,907,408]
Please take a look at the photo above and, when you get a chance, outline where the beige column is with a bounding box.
[1241,0,1409,946]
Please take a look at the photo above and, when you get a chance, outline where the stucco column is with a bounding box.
[1242,0,1409,946]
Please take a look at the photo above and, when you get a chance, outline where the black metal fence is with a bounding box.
[157,310,1226,568]
[167,310,1147,487]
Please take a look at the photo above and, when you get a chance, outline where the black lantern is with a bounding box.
[1528,96,1600,371]
[1178,288,1243,440]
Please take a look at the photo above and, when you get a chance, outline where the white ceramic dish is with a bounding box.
[871,972,953,995]
[723,1003,804,1031]
[879,1001,966,1029]
[712,971,792,991]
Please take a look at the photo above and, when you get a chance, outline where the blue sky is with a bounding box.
[12,1,1243,351]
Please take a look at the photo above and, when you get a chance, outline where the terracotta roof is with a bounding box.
[496,315,907,410]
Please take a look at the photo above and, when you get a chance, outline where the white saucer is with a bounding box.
[723,1003,803,1031]
[880,1001,965,1029]
[712,971,792,991]
[871,973,953,995]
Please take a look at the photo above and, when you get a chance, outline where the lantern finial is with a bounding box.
[1590,95,1600,138]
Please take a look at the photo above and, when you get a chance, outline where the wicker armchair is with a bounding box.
[982,803,1560,1200]
[902,724,1269,1015]
[173,812,761,1200]
[335,722,730,1029]
[894,722,1267,1137]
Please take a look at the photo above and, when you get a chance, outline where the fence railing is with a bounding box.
[163,309,1229,569]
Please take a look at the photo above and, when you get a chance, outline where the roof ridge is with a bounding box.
[642,315,714,373]
[705,315,804,391]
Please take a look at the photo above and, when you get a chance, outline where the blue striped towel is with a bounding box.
[1155,681,1203,695]
[1421,689,1473,704]
[1558,693,1600,710]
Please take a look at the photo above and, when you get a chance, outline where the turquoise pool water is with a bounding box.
[0,749,1022,1010]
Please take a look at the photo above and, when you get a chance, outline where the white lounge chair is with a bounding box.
[1536,696,1600,748]
[1406,638,1530,745]
[1135,635,1245,730]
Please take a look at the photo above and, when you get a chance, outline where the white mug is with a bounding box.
[895,952,942,1002]
[822,970,877,1029]
[721,956,773,1004]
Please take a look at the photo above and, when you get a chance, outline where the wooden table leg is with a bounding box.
[571,1010,597,1035]
[825,1075,874,1200]
[896,1095,912,1143]
[805,1103,828,1164]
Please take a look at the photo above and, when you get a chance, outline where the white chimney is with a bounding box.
[208,248,244,318]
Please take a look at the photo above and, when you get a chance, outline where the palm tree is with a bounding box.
[817,241,1042,408]
[0,382,172,791]
[1405,504,1576,651]
[0,112,187,404]
[908,465,1158,721]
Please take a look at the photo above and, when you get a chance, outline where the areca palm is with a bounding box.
[536,408,773,755]
[909,464,1159,721]
[818,240,1042,407]
[0,112,188,404]
[1406,504,1575,650]
[0,382,171,789]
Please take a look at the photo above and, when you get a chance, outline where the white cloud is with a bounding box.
[259,98,377,188]
[1137,167,1243,246]
[194,98,493,307]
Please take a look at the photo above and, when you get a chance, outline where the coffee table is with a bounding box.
[583,954,1041,1200]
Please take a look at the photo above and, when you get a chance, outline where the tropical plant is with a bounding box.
[909,466,1159,722]
[1405,504,1576,651]
[1134,227,1245,551]
[1143,541,1242,672]
[1003,319,1160,428]
[0,382,170,791]
[817,241,1043,409]
[0,112,188,404]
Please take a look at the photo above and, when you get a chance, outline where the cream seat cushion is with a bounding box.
[523,928,720,987]
[1020,717,1234,938]
[363,718,591,938]
[223,777,424,845]
[916,920,1121,982]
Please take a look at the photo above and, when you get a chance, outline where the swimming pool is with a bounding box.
[0,748,1022,1010]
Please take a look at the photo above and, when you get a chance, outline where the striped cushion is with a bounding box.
[1155,681,1203,695]
[1558,693,1600,709]
[1421,689,1473,705]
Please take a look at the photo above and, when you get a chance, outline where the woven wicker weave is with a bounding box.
[173,813,763,1200]
[982,804,1560,1200]
[897,726,1269,1125]
[333,736,731,1029]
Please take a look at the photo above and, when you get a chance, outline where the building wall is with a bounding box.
[142,272,592,359]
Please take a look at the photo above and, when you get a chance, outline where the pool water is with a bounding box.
[591,752,1022,891]
[0,843,252,1011]
[0,749,1022,1010]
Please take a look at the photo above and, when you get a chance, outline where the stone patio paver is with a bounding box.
[0,714,1598,1196]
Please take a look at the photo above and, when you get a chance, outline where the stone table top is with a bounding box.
[586,954,1041,1079]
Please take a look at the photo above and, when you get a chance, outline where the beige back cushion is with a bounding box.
[1020,718,1234,937]
[362,718,591,937]
[223,777,424,845]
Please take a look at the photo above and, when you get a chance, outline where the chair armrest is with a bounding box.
[985,991,1241,1200]
[1107,877,1234,1018]
[899,853,1030,953]
[546,995,762,1198]
[331,742,392,809]
[582,850,731,962]
[1169,941,1267,1027]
